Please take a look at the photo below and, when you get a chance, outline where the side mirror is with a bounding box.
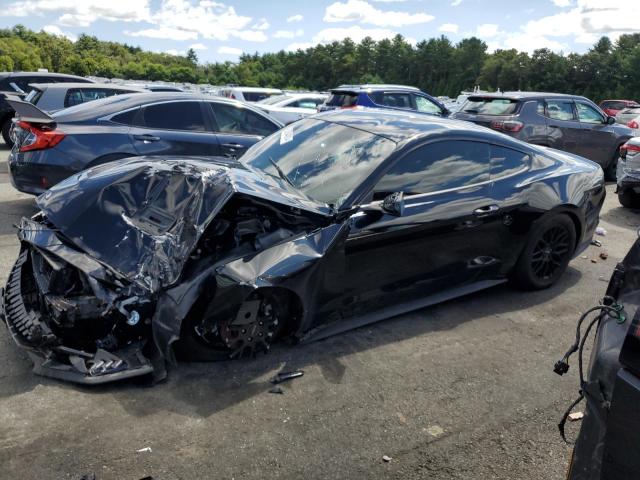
[382,191,405,217]
[607,116,616,125]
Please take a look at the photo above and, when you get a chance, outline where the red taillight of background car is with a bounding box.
[620,142,640,160]
[627,120,639,129]
[16,121,66,153]
[489,120,524,132]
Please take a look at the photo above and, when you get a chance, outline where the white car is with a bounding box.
[255,93,328,124]
[217,86,283,102]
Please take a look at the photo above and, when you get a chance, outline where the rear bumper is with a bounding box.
[8,150,77,195]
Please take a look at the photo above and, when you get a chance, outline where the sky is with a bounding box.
[0,0,639,63]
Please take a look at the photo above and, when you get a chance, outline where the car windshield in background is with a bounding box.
[462,97,519,115]
[242,91,279,102]
[258,94,291,105]
[326,92,358,108]
[241,118,396,207]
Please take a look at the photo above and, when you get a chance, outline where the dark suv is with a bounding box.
[0,72,91,147]
[452,92,635,179]
[317,84,448,117]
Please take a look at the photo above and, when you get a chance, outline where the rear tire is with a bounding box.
[1,118,13,148]
[618,190,640,208]
[511,213,576,290]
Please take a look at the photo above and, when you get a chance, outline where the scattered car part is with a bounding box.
[270,370,304,384]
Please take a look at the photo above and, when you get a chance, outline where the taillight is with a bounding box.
[490,120,524,132]
[16,121,65,153]
[620,142,640,159]
[627,120,639,129]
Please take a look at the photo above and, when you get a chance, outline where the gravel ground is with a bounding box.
[0,143,637,480]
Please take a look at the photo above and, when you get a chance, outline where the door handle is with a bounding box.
[548,125,559,129]
[133,134,160,142]
[221,143,245,149]
[473,204,500,217]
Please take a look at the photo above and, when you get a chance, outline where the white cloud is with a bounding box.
[476,23,500,38]
[451,0,462,6]
[217,46,242,55]
[273,29,304,39]
[551,0,572,6]
[286,14,303,23]
[125,1,267,42]
[165,48,186,56]
[324,0,434,27]
[372,0,408,2]
[1,0,150,25]
[126,26,197,41]
[42,24,77,41]
[438,23,459,33]
[189,42,208,50]
[252,18,269,30]
[286,42,314,51]
[313,25,402,44]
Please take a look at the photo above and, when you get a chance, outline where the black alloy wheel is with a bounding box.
[512,214,576,290]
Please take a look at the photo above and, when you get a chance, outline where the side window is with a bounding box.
[374,141,491,198]
[210,103,278,136]
[111,108,139,125]
[576,102,604,124]
[290,98,324,109]
[546,100,576,121]
[490,145,529,179]
[136,101,206,131]
[64,88,84,107]
[414,95,443,115]
[372,92,412,109]
[536,101,545,115]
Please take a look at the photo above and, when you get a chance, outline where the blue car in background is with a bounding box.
[317,84,449,117]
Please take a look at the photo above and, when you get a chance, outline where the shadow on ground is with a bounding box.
[0,265,582,417]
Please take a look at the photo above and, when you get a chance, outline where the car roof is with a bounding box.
[467,91,590,101]
[52,92,274,122]
[229,87,283,93]
[313,107,517,144]
[601,99,638,103]
[333,84,421,92]
[0,72,90,81]
[28,82,147,91]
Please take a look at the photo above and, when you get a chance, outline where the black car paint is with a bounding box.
[451,92,634,171]
[7,93,282,195]
[562,239,640,480]
[1,111,605,384]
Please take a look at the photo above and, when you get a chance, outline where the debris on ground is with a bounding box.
[568,412,584,421]
[382,455,392,463]
[269,386,284,394]
[270,370,304,384]
[591,259,597,263]
[591,239,602,247]
[595,227,607,236]
[599,275,608,282]
[79,475,96,480]
[599,251,609,260]
[425,425,445,437]
[581,255,589,259]
[136,447,152,453]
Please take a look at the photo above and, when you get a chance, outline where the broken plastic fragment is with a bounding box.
[270,370,304,384]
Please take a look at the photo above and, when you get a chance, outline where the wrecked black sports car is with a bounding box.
[1,109,605,384]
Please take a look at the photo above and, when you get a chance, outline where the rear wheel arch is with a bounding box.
[86,152,138,169]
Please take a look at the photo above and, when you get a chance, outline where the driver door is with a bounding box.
[324,140,504,319]
[574,100,616,164]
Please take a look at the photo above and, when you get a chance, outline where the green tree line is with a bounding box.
[2,25,640,102]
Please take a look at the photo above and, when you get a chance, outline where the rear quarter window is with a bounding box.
[461,97,520,115]
[326,92,358,107]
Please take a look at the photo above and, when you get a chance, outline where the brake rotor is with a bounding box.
[220,300,280,359]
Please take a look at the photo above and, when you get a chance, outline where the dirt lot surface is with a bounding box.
[1,143,638,479]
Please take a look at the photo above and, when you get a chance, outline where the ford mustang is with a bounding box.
[1,109,605,384]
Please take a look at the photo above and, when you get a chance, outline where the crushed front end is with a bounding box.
[2,216,157,384]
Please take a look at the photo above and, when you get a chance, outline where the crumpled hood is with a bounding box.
[35,156,330,292]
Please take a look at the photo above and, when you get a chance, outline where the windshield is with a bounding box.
[258,94,291,105]
[241,118,396,207]
[462,97,519,115]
